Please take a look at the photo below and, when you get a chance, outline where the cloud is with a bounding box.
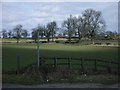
[30,11,49,18]
[0,4,2,31]
[51,7,61,12]
[1,2,118,33]
[1,0,119,2]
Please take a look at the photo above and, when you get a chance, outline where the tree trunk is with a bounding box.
[78,33,81,43]
[35,38,37,43]
[69,36,71,43]
[47,38,50,43]
[91,37,94,45]
[17,38,19,43]
[52,35,54,42]
[78,28,81,43]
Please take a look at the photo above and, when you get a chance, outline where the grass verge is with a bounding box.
[2,67,119,85]
[3,74,118,85]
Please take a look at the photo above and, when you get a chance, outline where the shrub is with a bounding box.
[106,43,111,45]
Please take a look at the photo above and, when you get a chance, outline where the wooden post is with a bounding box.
[81,58,84,72]
[94,59,97,72]
[17,55,20,74]
[68,57,71,69]
[118,61,120,75]
[37,31,40,68]
[107,60,111,73]
[54,57,57,68]
[41,56,45,67]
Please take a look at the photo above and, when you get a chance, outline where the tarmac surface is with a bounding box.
[2,83,119,88]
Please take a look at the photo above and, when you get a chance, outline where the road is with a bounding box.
[2,83,119,88]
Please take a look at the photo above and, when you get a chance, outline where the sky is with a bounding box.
[1,1,119,33]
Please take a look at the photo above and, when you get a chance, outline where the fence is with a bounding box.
[39,57,119,73]
[16,56,119,74]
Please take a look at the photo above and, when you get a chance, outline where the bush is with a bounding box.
[41,41,47,43]
[106,43,111,45]
[55,41,60,43]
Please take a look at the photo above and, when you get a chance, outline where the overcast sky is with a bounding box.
[1,2,118,33]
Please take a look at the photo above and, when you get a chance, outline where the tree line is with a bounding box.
[1,9,119,43]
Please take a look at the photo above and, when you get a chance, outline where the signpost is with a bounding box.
[37,31,40,68]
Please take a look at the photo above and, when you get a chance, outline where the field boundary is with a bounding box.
[16,57,119,74]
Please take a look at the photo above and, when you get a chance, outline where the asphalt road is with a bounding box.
[2,83,119,88]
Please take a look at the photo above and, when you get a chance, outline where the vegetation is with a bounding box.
[3,68,118,85]
[13,24,23,43]
[62,15,77,43]
[2,37,119,85]
[2,40,119,72]
[1,9,119,43]
[47,21,57,42]
[1,8,119,85]
[82,9,106,44]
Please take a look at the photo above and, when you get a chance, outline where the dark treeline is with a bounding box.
[1,9,119,43]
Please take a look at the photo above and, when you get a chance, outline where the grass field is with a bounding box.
[2,42,119,72]
[2,39,119,84]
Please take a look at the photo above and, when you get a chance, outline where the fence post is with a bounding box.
[54,57,57,68]
[94,59,97,72]
[81,58,84,72]
[107,60,111,73]
[118,61,120,75]
[68,57,71,69]
[17,55,20,74]
[40,56,45,67]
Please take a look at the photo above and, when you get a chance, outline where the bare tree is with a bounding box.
[22,29,28,38]
[32,25,46,43]
[2,29,8,38]
[13,24,23,43]
[76,16,85,42]
[62,15,77,43]
[82,9,106,44]
[47,21,57,42]
[32,28,38,43]
[37,25,46,39]
[8,30,13,38]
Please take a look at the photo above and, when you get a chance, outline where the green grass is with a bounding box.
[2,42,119,72]
[2,39,119,84]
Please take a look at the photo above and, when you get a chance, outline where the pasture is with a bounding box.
[2,40,119,72]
